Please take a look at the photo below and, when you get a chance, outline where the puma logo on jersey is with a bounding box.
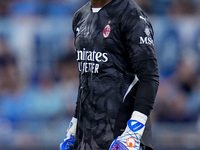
[139,16,147,23]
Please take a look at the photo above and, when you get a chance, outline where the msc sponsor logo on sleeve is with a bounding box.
[139,37,154,45]
[139,26,154,46]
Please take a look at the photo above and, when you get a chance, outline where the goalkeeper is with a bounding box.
[60,0,159,149]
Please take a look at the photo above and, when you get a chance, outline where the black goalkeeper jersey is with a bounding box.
[72,0,159,149]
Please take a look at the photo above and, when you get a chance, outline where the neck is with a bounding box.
[91,0,112,8]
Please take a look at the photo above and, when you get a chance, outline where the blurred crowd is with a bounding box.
[0,34,79,148]
[0,0,200,149]
[0,0,200,17]
[0,0,85,17]
[135,0,200,15]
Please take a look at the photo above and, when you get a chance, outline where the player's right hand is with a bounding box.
[59,135,75,150]
[59,117,77,150]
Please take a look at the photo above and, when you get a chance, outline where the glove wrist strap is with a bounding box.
[130,111,147,125]
[127,111,147,137]
[66,117,77,138]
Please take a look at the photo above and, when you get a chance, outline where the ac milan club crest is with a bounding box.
[103,22,111,38]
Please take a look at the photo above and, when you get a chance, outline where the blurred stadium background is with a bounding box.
[0,0,200,149]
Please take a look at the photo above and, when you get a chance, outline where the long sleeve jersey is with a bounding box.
[72,0,159,149]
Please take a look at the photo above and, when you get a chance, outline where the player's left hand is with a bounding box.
[109,111,147,150]
[109,122,142,150]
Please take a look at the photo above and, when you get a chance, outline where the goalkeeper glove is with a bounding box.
[109,111,147,150]
[59,117,77,150]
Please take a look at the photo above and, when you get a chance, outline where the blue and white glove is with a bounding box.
[59,117,77,150]
[109,111,147,150]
